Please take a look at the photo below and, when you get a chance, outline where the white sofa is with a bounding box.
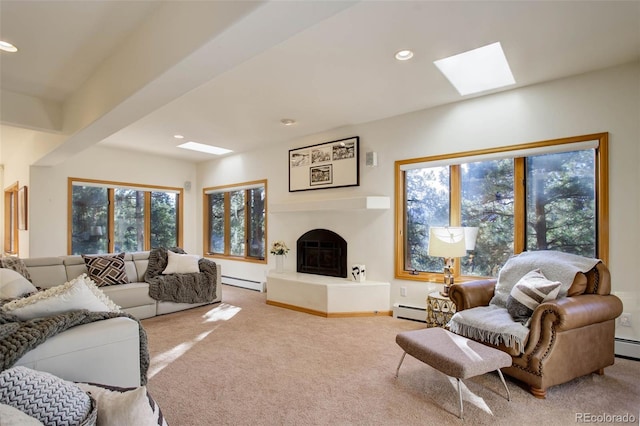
[22,251,222,319]
[11,251,221,387]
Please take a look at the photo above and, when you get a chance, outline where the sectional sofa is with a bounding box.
[12,251,221,387]
[23,251,222,319]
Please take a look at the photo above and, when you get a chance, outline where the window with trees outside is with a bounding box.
[203,180,266,263]
[69,178,182,255]
[394,133,608,282]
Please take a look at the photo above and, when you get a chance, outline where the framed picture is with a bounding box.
[18,186,27,230]
[289,136,359,192]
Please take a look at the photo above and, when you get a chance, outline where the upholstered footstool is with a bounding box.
[395,327,511,419]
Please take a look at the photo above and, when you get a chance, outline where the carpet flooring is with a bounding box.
[142,284,640,426]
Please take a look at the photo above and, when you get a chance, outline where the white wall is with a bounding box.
[12,61,640,342]
[0,126,66,257]
[198,62,640,338]
[29,145,197,257]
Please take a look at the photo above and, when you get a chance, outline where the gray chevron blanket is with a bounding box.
[0,310,149,385]
[145,247,217,304]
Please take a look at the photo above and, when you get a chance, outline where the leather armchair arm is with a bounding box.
[449,279,497,311]
[514,293,623,377]
[530,294,623,333]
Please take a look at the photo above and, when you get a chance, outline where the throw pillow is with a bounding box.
[76,383,168,426]
[506,269,561,325]
[0,256,32,282]
[82,252,129,286]
[0,268,38,299]
[1,274,120,320]
[0,402,44,425]
[162,249,200,274]
[0,366,94,426]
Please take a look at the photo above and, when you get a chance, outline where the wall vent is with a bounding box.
[222,275,264,292]
[393,303,426,323]
[615,337,640,360]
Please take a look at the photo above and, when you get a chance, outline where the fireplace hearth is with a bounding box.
[297,229,347,278]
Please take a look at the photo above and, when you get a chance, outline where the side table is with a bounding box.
[426,291,456,328]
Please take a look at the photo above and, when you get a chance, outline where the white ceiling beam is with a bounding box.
[34,0,358,166]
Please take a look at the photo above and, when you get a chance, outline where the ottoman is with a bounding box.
[395,327,511,419]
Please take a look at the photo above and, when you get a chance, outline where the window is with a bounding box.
[395,133,608,282]
[204,180,266,263]
[3,182,19,254]
[68,178,182,254]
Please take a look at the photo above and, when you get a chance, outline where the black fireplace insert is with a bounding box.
[297,229,347,278]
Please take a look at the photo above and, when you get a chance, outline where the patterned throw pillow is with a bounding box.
[0,257,32,283]
[0,366,95,426]
[82,252,129,286]
[506,269,561,326]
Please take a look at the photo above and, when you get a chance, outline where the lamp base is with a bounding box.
[441,263,454,297]
[440,285,451,298]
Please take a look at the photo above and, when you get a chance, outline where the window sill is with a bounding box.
[204,254,266,264]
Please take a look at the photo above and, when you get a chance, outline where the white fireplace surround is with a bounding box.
[265,270,391,317]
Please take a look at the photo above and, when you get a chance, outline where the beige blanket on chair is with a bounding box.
[490,250,600,308]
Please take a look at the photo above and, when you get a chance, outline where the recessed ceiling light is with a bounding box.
[280,118,296,126]
[177,141,232,156]
[173,134,184,139]
[0,41,18,53]
[434,42,515,96]
[395,50,414,61]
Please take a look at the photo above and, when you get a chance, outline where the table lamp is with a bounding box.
[463,226,479,271]
[428,226,467,297]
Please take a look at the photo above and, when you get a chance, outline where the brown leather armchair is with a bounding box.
[449,262,623,398]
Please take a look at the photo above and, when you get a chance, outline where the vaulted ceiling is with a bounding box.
[1,1,639,165]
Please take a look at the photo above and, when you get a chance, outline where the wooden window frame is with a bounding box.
[3,182,19,255]
[68,178,183,254]
[394,133,609,282]
[203,179,267,264]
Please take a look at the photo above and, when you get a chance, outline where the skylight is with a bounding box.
[177,141,232,156]
[434,42,515,96]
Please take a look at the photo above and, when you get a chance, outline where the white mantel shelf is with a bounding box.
[265,270,391,318]
[270,196,390,213]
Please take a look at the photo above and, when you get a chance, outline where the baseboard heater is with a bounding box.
[221,275,265,292]
[615,337,640,360]
[393,303,426,323]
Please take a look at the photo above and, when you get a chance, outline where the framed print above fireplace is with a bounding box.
[289,136,359,192]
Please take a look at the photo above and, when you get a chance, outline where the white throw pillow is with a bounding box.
[0,402,44,425]
[162,250,200,274]
[76,383,168,426]
[1,274,120,320]
[0,268,38,299]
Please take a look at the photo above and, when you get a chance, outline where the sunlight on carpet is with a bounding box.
[201,303,241,323]
[148,329,214,378]
[447,376,494,415]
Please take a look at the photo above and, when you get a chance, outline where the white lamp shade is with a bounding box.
[428,227,467,258]
[464,227,479,251]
